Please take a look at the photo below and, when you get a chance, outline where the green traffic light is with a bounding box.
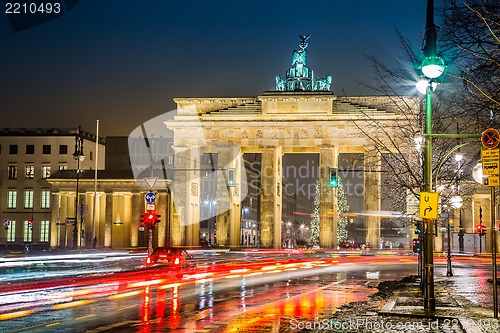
[329,168,338,188]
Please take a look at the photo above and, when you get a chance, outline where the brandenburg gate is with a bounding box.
[166,36,417,249]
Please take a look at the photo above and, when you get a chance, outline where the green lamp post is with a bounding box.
[419,0,446,312]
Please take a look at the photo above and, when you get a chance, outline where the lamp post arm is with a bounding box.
[425,134,481,139]
[434,142,476,188]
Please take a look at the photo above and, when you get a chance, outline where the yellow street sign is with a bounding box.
[482,148,500,160]
[483,176,500,187]
[419,192,438,219]
[483,160,500,175]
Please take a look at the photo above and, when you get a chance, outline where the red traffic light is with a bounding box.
[145,212,156,224]
[141,211,157,228]
[476,224,486,235]
[28,219,33,225]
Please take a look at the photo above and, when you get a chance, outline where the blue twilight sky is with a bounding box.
[0,0,430,136]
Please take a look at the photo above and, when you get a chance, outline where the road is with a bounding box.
[0,251,421,332]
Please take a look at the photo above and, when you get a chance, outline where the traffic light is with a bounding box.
[414,222,421,235]
[329,168,338,188]
[477,224,486,236]
[412,238,421,253]
[28,219,33,229]
[141,211,159,230]
[145,211,156,226]
[227,169,235,186]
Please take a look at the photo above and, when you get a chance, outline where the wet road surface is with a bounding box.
[0,259,418,333]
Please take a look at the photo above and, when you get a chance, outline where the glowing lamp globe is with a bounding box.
[472,162,483,184]
[421,55,446,79]
[450,195,463,209]
[416,79,438,95]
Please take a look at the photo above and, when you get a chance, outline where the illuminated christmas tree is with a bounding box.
[337,177,349,243]
[309,180,320,247]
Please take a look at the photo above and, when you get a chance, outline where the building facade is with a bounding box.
[0,128,105,249]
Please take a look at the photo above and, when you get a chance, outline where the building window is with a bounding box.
[7,221,15,242]
[90,151,93,161]
[41,190,50,209]
[26,145,35,154]
[25,165,35,179]
[59,145,68,154]
[23,221,32,242]
[9,145,18,154]
[59,164,68,170]
[43,145,51,154]
[24,190,34,209]
[40,220,49,242]
[7,190,17,208]
[168,155,174,165]
[8,165,17,179]
[42,165,51,178]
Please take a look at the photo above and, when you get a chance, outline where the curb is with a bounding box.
[378,289,483,333]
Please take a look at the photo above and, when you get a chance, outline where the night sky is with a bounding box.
[1,0,429,137]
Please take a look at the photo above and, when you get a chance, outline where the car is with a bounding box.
[145,247,192,267]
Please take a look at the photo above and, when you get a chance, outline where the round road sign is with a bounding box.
[482,128,500,149]
[145,192,156,204]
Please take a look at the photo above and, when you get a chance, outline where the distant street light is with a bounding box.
[73,126,85,250]
[450,195,463,209]
[472,161,483,184]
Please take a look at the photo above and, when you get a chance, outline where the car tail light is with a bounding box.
[146,257,151,264]
[174,257,180,265]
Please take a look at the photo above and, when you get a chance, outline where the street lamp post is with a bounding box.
[420,0,446,312]
[241,206,249,246]
[204,197,216,246]
[479,206,483,254]
[73,126,85,250]
[446,218,453,277]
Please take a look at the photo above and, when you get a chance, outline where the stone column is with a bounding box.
[157,192,167,247]
[84,193,93,248]
[434,219,443,253]
[104,191,113,248]
[86,193,94,248]
[260,146,282,248]
[130,192,140,247]
[167,188,174,247]
[93,193,103,247]
[232,149,246,247]
[98,193,106,248]
[319,146,338,248]
[364,149,381,248]
[50,192,60,249]
[60,194,69,247]
[123,193,132,248]
[171,145,201,246]
[216,146,232,246]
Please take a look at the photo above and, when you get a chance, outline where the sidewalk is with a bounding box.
[379,278,495,333]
